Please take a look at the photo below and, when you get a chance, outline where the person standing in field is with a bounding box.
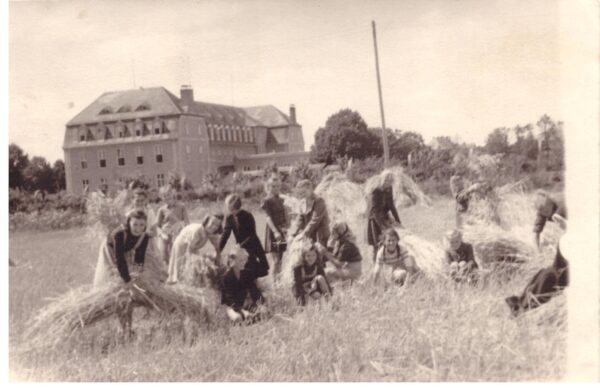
[156,187,189,265]
[443,229,479,283]
[372,228,419,286]
[221,246,265,324]
[292,243,332,306]
[533,190,567,249]
[219,194,271,291]
[365,170,402,263]
[449,173,490,227]
[93,209,151,287]
[261,177,289,285]
[292,179,330,248]
[166,214,224,285]
[319,222,363,283]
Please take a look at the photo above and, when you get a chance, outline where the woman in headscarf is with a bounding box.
[365,170,402,263]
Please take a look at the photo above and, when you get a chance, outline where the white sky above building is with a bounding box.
[9,0,560,162]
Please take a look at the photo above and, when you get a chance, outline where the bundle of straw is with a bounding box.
[315,172,366,249]
[85,190,132,244]
[395,228,446,276]
[363,167,432,208]
[461,181,564,276]
[21,275,211,351]
[463,223,536,265]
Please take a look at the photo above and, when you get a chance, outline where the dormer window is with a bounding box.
[117,105,131,113]
[135,103,151,111]
[99,107,113,115]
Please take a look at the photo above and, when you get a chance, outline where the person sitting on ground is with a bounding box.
[156,187,189,264]
[221,246,265,324]
[444,229,479,283]
[219,194,270,291]
[533,190,567,249]
[292,243,332,306]
[505,242,569,316]
[365,170,403,263]
[291,179,330,248]
[261,177,289,285]
[93,209,150,287]
[319,222,363,283]
[372,228,420,286]
[167,214,224,285]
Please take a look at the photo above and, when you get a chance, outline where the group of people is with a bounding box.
[449,173,569,314]
[93,169,569,327]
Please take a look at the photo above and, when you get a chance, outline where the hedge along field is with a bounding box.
[8,198,565,381]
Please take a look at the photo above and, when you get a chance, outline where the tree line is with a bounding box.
[310,110,564,189]
[9,144,66,193]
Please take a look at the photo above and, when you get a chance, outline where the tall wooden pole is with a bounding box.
[372,20,390,167]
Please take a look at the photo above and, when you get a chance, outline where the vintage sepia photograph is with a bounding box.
[5,0,599,383]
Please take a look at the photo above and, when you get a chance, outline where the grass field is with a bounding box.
[8,197,566,381]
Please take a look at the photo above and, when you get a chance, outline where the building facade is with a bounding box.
[63,86,306,193]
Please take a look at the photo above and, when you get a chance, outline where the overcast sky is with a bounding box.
[9,0,560,162]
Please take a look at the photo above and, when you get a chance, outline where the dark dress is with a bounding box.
[221,267,263,312]
[296,197,330,247]
[366,187,401,246]
[261,195,288,253]
[218,209,270,278]
[505,246,569,315]
[334,240,363,264]
[106,226,150,283]
[292,261,331,306]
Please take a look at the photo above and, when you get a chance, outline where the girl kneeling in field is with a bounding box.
[93,209,151,287]
[444,229,479,283]
[221,246,265,324]
[372,229,419,286]
[166,214,224,285]
[293,244,332,306]
[319,222,363,283]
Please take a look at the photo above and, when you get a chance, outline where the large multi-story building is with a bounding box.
[63,85,308,193]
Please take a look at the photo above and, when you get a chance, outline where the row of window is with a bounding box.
[77,120,174,142]
[207,126,254,143]
[98,103,151,115]
[80,146,164,169]
[82,173,166,191]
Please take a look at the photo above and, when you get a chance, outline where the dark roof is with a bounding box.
[67,87,294,129]
[185,101,260,127]
[67,87,182,126]
[243,105,293,127]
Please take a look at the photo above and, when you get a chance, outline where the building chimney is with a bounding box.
[289,104,296,124]
[180,85,194,107]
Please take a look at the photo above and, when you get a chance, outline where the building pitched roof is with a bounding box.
[67,87,295,129]
[243,105,293,127]
[185,101,261,127]
[67,87,183,126]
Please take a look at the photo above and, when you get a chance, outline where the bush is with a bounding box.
[9,209,87,231]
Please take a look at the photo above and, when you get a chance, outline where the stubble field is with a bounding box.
[8,197,565,381]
